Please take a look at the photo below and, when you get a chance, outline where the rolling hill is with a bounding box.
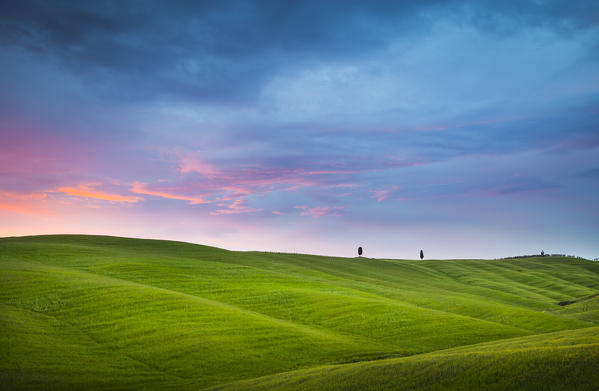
[1,235,598,390]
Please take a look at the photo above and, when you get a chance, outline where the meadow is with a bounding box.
[1,235,598,390]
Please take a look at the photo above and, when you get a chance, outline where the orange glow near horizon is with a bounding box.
[0,191,51,216]
[0,201,38,215]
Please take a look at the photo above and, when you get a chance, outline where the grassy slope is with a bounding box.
[1,235,598,390]
[209,327,599,391]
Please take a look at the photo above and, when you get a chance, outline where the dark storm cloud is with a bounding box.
[0,0,427,103]
[2,0,597,104]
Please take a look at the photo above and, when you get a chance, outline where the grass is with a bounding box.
[1,234,598,390]
[208,327,599,391]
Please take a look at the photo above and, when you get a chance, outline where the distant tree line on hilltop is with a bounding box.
[498,253,591,260]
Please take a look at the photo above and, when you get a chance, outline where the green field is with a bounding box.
[1,235,598,390]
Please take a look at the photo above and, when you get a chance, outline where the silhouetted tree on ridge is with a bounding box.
[420,249,424,260]
[358,247,363,257]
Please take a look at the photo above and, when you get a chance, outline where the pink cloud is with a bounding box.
[223,186,251,194]
[177,153,220,178]
[130,182,209,204]
[220,186,252,201]
[159,150,423,209]
[0,129,86,178]
[210,199,262,215]
[371,185,399,202]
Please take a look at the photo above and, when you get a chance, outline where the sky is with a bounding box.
[1,0,598,259]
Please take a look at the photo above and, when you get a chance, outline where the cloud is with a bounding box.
[5,0,596,107]
[177,153,221,177]
[294,205,344,218]
[371,185,399,202]
[411,116,526,132]
[210,199,262,215]
[0,191,50,215]
[58,184,143,203]
[0,1,420,104]
[485,182,560,197]
[130,182,209,204]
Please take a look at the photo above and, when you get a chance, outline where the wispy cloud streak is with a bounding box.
[59,184,143,203]
[130,182,209,205]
